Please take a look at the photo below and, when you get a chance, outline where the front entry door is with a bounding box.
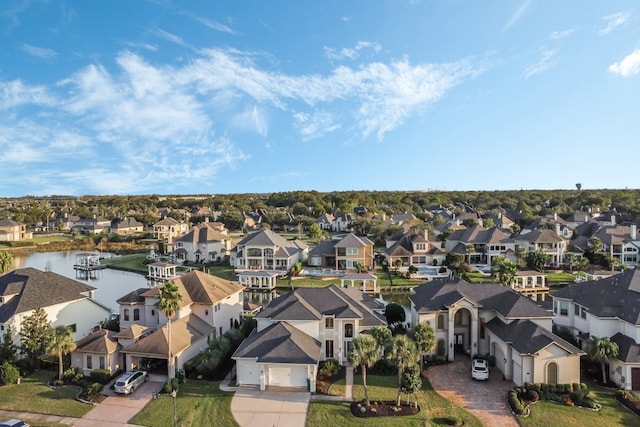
[454,334,464,354]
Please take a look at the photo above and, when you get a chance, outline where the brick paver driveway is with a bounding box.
[426,357,518,427]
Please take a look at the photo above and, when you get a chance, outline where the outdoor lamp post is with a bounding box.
[171,389,177,427]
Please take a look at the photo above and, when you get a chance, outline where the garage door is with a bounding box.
[237,361,260,386]
[269,366,308,387]
[632,368,640,390]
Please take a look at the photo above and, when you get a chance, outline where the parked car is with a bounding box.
[114,370,148,395]
[0,420,30,427]
[471,358,489,380]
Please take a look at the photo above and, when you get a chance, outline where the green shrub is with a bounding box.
[572,383,581,393]
[563,383,573,393]
[63,366,84,383]
[163,382,173,393]
[89,369,111,384]
[580,383,588,389]
[319,359,340,377]
[0,361,20,385]
[533,383,541,392]
[540,383,549,392]
[571,388,590,403]
[86,382,103,400]
[446,415,463,426]
[548,384,556,393]
[524,382,534,391]
[170,377,179,391]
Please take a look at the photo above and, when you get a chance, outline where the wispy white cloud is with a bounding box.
[550,29,575,40]
[192,16,237,34]
[231,105,269,136]
[609,49,640,77]
[324,41,382,61]
[599,12,631,36]
[504,0,532,31]
[293,110,340,141]
[524,49,558,79]
[153,28,188,46]
[21,43,57,59]
[0,79,55,109]
[123,41,158,52]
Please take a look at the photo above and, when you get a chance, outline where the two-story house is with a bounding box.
[232,285,386,390]
[513,228,566,266]
[552,268,640,390]
[445,225,516,267]
[384,229,446,267]
[230,229,308,273]
[410,278,583,386]
[174,221,233,263]
[307,233,374,271]
[0,218,33,241]
[111,217,145,235]
[71,216,111,234]
[152,217,190,251]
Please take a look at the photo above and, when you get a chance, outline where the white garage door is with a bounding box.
[237,361,260,386]
[269,366,308,388]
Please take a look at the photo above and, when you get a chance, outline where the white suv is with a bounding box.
[471,358,489,381]
[114,371,148,395]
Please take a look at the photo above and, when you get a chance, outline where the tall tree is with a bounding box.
[347,334,380,407]
[307,223,322,240]
[0,326,17,363]
[20,307,53,368]
[47,326,77,381]
[0,252,13,275]
[491,257,518,286]
[371,325,392,355]
[588,336,619,384]
[387,335,419,407]
[411,322,436,371]
[158,281,182,379]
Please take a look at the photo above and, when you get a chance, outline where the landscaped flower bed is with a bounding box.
[350,400,420,418]
[508,382,601,416]
[615,389,640,417]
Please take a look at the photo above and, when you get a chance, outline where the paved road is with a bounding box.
[231,387,310,427]
[426,358,518,427]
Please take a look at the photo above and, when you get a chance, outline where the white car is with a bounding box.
[471,358,489,381]
[114,370,148,395]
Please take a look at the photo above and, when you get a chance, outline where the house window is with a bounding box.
[581,307,587,319]
[133,309,140,321]
[547,361,558,384]
[480,318,486,339]
[345,323,353,338]
[205,309,209,316]
[437,315,444,330]
[0,325,3,331]
[124,309,130,321]
[99,356,105,370]
[325,317,334,329]
[219,327,222,336]
[454,311,462,325]
[325,340,334,358]
[346,248,358,255]
[574,305,580,316]
[559,301,569,316]
[416,243,426,251]
[230,318,234,329]
[86,355,92,370]
[151,309,155,316]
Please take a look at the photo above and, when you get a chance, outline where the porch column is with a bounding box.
[448,309,455,361]
[471,315,478,356]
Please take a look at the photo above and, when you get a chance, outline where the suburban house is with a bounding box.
[307,233,374,271]
[111,217,145,235]
[0,268,113,352]
[230,228,308,273]
[585,223,639,267]
[384,229,446,268]
[174,221,233,263]
[71,329,121,376]
[552,268,640,390]
[83,270,245,379]
[152,217,190,251]
[71,216,111,234]
[445,224,516,267]
[0,218,33,241]
[410,278,584,386]
[331,213,354,232]
[232,285,386,390]
[315,213,335,231]
[513,228,567,266]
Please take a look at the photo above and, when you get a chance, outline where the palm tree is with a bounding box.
[491,257,518,287]
[0,252,13,275]
[46,326,77,381]
[588,336,619,384]
[347,335,380,407]
[387,335,419,407]
[411,322,435,371]
[159,281,182,379]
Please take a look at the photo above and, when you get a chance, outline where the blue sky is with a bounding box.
[1,1,639,197]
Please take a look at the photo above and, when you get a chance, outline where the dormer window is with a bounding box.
[325,317,334,329]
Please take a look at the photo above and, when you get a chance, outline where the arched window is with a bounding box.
[547,361,558,384]
[345,323,354,338]
[437,315,444,330]
[454,310,462,325]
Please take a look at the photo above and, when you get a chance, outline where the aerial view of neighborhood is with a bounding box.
[1,1,639,426]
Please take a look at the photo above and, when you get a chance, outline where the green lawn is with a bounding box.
[307,374,483,427]
[130,380,238,427]
[0,370,92,418]
[518,383,640,427]
[101,253,149,272]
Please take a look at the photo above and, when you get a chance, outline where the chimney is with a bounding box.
[553,212,558,221]
[611,214,616,225]
[555,223,561,236]
[631,224,637,240]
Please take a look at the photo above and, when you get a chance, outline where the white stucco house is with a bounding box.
[410,278,584,386]
[552,268,640,390]
[230,228,308,273]
[174,221,233,263]
[0,268,113,359]
[232,285,386,391]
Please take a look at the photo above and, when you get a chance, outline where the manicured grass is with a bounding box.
[130,380,238,427]
[517,383,639,427]
[31,235,76,244]
[307,374,483,427]
[544,271,576,284]
[102,253,149,272]
[0,370,92,418]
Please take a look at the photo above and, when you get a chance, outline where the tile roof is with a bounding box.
[552,268,640,324]
[0,268,96,323]
[486,318,583,355]
[409,278,551,319]
[232,321,321,364]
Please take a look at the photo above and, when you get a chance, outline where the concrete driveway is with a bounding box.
[426,358,518,427]
[231,387,310,427]
[73,380,164,427]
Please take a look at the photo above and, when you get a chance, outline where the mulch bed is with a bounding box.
[315,367,346,394]
[350,400,420,418]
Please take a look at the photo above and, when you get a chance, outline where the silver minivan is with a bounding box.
[114,370,148,395]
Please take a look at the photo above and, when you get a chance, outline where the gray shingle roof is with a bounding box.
[611,332,640,363]
[333,233,374,248]
[75,329,120,354]
[552,268,640,324]
[486,318,583,355]
[232,322,321,364]
[0,268,96,323]
[409,278,551,319]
